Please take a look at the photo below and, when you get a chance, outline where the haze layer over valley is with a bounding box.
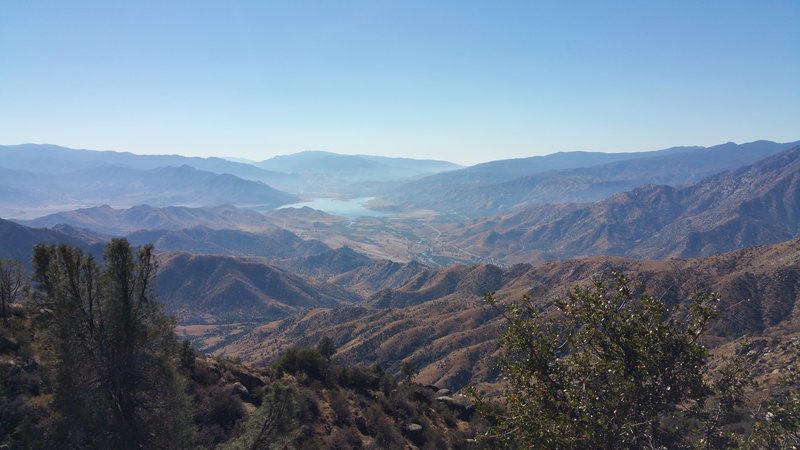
[5,140,798,263]
[3,138,800,447]
[1,138,798,321]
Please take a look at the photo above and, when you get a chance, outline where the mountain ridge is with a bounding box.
[436,146,800,263]
[213,237,800,391]
[157,252,362,325]
[16,204,278,235]
[0,164,298,219]
[371,140,800,215]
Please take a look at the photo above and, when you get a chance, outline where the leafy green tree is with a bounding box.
[476,273,720,449]
[33,239,194,449]
[0,259,26,325]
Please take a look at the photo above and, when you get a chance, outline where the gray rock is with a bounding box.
[229,367,266,391]
[407,423,423,432]
[232,382,249,397]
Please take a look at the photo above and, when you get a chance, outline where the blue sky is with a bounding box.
[1,1,798,165]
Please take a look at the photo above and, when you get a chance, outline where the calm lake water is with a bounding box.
[278,197,386,218]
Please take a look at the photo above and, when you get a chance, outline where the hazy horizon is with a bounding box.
[1,1,798,165]
[3,137,800,167]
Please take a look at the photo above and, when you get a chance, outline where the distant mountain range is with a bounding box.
[0,144,462,217]
[0,144,273,176]
[5,140,798,220]
[440,145,800,262]
[256,150,461,180]
[370,140,800,216]
[251,151,463,197]
[0,162,297,219]
[12,142,800,268]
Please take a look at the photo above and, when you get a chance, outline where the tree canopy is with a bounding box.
[477,274,750,449]
[33,239,193,449]
[476,273,800,449]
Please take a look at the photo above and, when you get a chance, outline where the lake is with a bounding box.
[277,197,387,218]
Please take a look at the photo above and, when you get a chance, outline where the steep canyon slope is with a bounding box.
[438,146,800,263]
[213,238,800,392]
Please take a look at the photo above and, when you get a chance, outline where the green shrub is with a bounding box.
[194,385,244,446]
[365,403,404,449]
[273,348,329,382]
[221,381,300,450]
[329,389,351,425]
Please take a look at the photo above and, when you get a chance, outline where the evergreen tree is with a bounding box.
[33,239,194,449]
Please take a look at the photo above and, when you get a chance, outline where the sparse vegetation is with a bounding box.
[475,274,800,449]
[1,271,479,449]
[222,381,301,450]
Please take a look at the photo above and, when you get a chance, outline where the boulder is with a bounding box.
[229,366,266,392]
[231,382,250,398]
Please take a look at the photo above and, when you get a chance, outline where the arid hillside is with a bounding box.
[439,146,800,263]
[157,252,361,325]
[212,237,800,392]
